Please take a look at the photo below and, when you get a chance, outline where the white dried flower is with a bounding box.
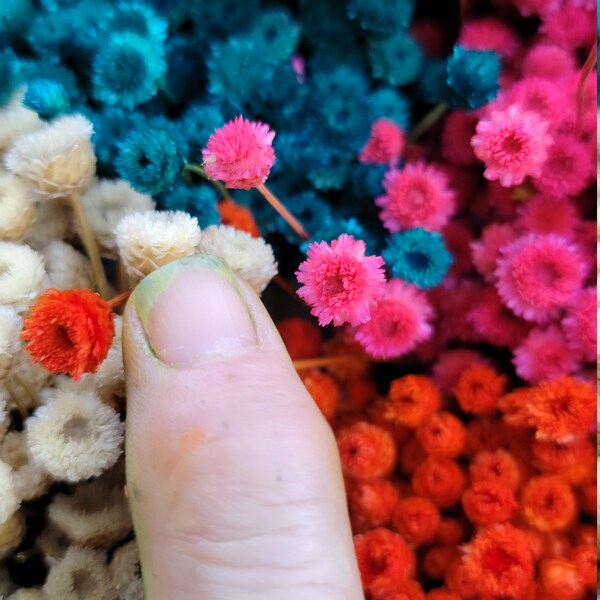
[25,201,72,250]
[88,316,124,404]
[43,547,115,600]
[0,172,36,241]
[0,242,48,313]
[0,305,22,380]
[196,224,278,293]
[0,432,49,501]
[5,115,96,200]
[115,210,201,279]
[0,511,24,560]
[0,90,42,152]
[3,352,53,414]
[6,588,46,600]
[0,460,19,525]
[110,541,144,600]
[26,389,124,482]
[80,180,155,258]
[42,240,93,290]
[36,522,71,567]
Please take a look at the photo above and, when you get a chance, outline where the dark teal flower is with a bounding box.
[102,1,167,46]
[176,102,224,163]
[303,216,378,255]
[368,31,423,86]
[15,58,83,103]
[116,129,183,195]
[415,58,447,103]
[298,0,359,51]
[0,50,17,105]
[157,184,220,229]
[350,163,388,201]
[347,0,415,33]
[383,227,452,289]
[368,87,411,130]
[189,0,260,37]
[163,34,206,105]
[444,45,500,109]
[248,9,301,64]
[91,32,166,108]
[23,80,70,120]
[0,0,33,45]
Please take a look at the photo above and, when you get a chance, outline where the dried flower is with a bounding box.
[538,558,585,600]
[411,458,466,508]
[416,412,467,458]
[277,317,322,360]
[392,496,441,544]
[25,389,124,482]
[0,432,48,501]
[21,288,115,381]
[0,306,22,380]
[561,287,596,363]
[0,460,18,525]
[461,480,517,525]
[0,172,35,242]
[296,234,386,326]
[217,197,260,237]
[359,118,405,167]
[109,541,143,600]
[5,115,96,200]
[299,369,339,422]
[202,116,276,189]
[41,241,93,291]
[349,479,401,530]
[0,511,24,561]
[385,375,442,429]
[520,475,577,532]
[197,224,278,294]
[469,449,522,491]
[0,90,42,152]
[453,364,507,415]
[115,210,201,279]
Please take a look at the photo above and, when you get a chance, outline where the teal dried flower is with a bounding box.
[383,227,452,289]
[347,0,415,33]
[0,50,17,106]
[415,58,447,103]
[368,31,423,86]
[248,9,301,64]
[303,216,378,255]
[158,184,220,229]
[102,1,167,46]
[91,32,166,108]
[0,0,33,45]
[23,80,70,120]
[116,129,183,195]
[189,0,260,36]
[368,87,411,130]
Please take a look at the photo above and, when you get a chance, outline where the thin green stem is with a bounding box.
[408,103,448,142]
[184,163,233,201]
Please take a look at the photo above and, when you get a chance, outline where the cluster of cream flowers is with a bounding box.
[0,96,279,596]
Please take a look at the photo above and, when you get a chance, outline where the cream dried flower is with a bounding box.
[0,243,48,313]
[0,90,42,152]
[0,172,35,241]
[110,541,144,600]
[43,547,115,600]
[0,388,9,442]
[6,588,46,600]
[80,179,155,258]
[3,352,52,414]
[0,432,49,501]
[36,522,71,567]
[90,315,124,404]
[0,305,22,380]
[115,210,201,279]
[26,389,124,482]
[0,511,24,560]
[0,460,19,525]
[25,201,72,250]
[42,240,93,290]
[196,224,278,293]
[5,115,96,200]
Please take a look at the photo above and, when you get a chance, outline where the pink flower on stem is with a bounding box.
[359,119,405,167]
[471,105,553,187]
[296,234,386,327]
[375,162,455,233]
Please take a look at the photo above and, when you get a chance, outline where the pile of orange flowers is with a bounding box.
[279,316,597,600]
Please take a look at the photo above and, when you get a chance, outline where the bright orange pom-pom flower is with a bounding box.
[218,197,260,237]
[277,317,322,360]
[392,495,441,544]
[349,478,401,531]
[453,364,507,415]
[538,558,585,600]
[385,375,442,429]
[411,458,466,508]
[21,288,115,381]
[461,480,517,525]
[299,369,339,422]
[416,411,467,458]
[469,449,522,491]
[520,475,577,531]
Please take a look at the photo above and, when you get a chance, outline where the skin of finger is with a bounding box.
[123,276,364,600]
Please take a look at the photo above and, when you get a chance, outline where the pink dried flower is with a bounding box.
[443,220,474,278]
[359,119,405,167]
[471,223,516,283]
[513,325,580,384]
[459,17,521,62]
[497,77,566,124]
[441,112,479,167]
[495,233,585,324]
[376,163,455,233]
[516,196,580,239]
[540,5,596,51]
[522,43,576,80]
[511,0,561,17]
[561,288,596,363]
[296,234,386,327]
[353,279,433,359]
[202,116,276,190]
[471,105,553,187]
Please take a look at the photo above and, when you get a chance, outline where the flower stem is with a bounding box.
[408,103,448,142]
[184,163,233,201]
[68,191,110,299]
[256,182,309,240]
[292,355,366,371]
[108,290,132,310]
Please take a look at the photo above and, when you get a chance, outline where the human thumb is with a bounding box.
[122,255,363,600]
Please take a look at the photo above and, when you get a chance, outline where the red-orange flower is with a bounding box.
[385,375,442,429]
[349,478,401,531]
[520,475,577,531]
[569,545,597,591]
[531,438,595,484]
[454,364,507,415]
[422,546,460,581]
[461,480,517,525]
[538,558,585,600]
[376,579,425,600]
[411,458,466,508]
[469,449,522,491]
[466,417,504,454]
[392,495,441,544]
[217,197,260,237]
[436,518,465,546]
[299,369,340,422]
[21,288,115,381]
[277,317,322,360]
[426,589,461,600]
[416,411,467,458]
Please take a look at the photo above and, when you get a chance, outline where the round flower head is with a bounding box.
[454,363,508,415]
[376,163,456,233]
[110,541,143,600]
[368,31,423,86]
[0,460,18,525]
[469,449,522,492]
[461,480,517,525]
[471,105,553,187]
[299,369,339,422]
[354,279,433,359]
[0,172,35,242]
[23,79,69,121]
[4,114,96,200]
[197,225,277,294]
[0,89,42,152]
[562,288,596,363]
[383,228,452,289]
[21,288,115,381]
[495,233,584,323]
[0,305,22,380]
[392,496,441,544]
[296,234,386,327]
[359,118,405,167]
[115,210,201,279]
[540,4,596,51]
[42,240,92,291]
[522,43,576,80]
[202,116,276,190]
[0,242,48,314]
[516,195,579,238]
[431,348,490,395]
[385,375,441,429]
[497,77,566,124]
[520,475,576,531]
[349,479,401,530]
[470,224,516,284]
[411,457,466,508]
[459,17,521,62]
[26,388,124,482]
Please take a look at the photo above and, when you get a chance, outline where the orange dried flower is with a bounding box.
[21,288,115,381]
[426,589,461,600]
[399,436,426,476]
[323,330,370,380]
[353,527,415,597]
[572,525,596,547]
[376,580,426,600]
[345,375,378,411]
[422,546,460,581]
[520,475,577,531]
[299,369,339,422]
[385,375,442,429]
[416,411,466,458]
[461,524,534,599]
[569,544,597,591]
[336,421,397,480]
[349,478,401,531]
[461,480,517,525]
[276,316,322,360]
[217,197,260,237]
[465,417,504,454]
[469,449,522,491]
[538,558,585,600]
[453,364,507,415]
[411,458,466,508]
[444,559,480,598]
[578,474,596,516]
[531,438,595,484]
[436,518,465,546]
[392,495,441,544]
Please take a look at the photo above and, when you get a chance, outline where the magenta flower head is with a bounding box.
[202,116,276,190]
[295,234,386,327]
